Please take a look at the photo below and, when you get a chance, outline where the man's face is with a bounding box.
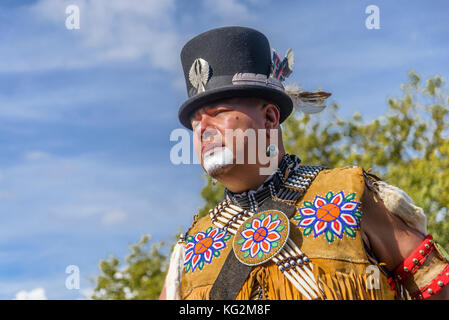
[190,97,268,177]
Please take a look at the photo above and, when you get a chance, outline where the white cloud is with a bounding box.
[0,151,203,240]
[0,0,181,72]
[24,151,50,161]
[101,210,128,227]
[79,287,94,300]
[202,0,255,23]
[14,287,47,300]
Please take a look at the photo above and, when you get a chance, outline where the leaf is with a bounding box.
[237,238,245,245]
[326,191,333,201]
[271,241,279,248]
[303,226,313,236]
[345,193,356,202]
[257,251,263,259]
[325,230,334,243]
[276,225,285,232]
[303,201,313,208]
[272,213,279,221]
[214,250,220,257]
[344,226,356,238]
[245,223,251,229]
[243,250,250,258]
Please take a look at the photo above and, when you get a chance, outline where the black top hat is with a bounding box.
[178,26,294,130]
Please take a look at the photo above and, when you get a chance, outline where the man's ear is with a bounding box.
[263,103,280,130]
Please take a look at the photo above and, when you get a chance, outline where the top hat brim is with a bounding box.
[178,85,293,130]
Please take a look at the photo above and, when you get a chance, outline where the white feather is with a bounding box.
[284,83,328,114]
[286,48,294,70]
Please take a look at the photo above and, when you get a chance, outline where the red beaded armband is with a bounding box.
[389,235,449,299]
[394,235,435,283]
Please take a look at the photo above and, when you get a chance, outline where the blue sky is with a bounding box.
[0,0,447,299]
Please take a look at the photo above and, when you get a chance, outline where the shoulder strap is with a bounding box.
[209,165,326,300]
[209,198,297,300]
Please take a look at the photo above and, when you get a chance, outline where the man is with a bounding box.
[160,26,449,300]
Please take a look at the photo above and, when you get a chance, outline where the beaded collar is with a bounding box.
[224,154,325,211]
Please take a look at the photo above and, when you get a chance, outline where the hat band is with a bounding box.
[189,73,285,97]
[232,73,284,91]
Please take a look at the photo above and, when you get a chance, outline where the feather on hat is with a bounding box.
[271,48,331,114]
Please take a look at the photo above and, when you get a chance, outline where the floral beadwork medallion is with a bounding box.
[184,227,231,273]
[294,191,362,243]
[233,210,290,266]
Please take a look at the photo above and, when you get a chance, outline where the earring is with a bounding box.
[266,144,279,158]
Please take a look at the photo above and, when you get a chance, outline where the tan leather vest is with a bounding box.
[181,167,394,300]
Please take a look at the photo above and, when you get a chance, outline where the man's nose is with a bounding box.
[193,112,212,136]
[202,127,219,142]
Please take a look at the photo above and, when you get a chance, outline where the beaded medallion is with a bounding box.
[233,210,290,266]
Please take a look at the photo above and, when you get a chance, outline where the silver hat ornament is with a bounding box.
[189,58,210,94]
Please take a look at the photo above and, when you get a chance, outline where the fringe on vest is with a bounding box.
[181,262,393,300]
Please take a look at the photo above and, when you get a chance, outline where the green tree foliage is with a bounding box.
[91,71,449,299]
[198,176,225,218]
[91,235,167,300]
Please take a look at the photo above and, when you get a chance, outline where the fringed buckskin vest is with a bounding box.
[181,167,395,300]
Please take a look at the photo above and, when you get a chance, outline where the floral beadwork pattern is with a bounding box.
[184,227,231,273]
[294,191,362,243]
[236,212,284,259]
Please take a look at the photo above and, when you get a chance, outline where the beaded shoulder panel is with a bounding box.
[275,165,327,203]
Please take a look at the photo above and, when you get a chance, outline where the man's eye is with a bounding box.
[214,109,229,115]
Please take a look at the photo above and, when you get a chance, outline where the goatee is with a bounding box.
[203,146,234,178]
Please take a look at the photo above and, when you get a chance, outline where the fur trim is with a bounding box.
[165,241,186,300]
[374,180,427,236]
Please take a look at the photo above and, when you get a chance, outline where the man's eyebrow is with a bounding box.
[207,99,234,108]
[190,110,200,123]
[190,100,238,122]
